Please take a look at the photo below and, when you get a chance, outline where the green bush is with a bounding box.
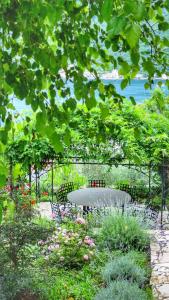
[102,255,147,287]
[94,280,148,300]
[125,250,151,275]
[99,214,149,252]
[0,212,55,271]
[148,196,161,211]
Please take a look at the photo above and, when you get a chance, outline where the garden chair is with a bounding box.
[50,182,79,222]
[83,180,106,214]
[88,179,106,188]
[118,184,137,202]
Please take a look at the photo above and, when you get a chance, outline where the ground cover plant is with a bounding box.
[95,213,152,300]
[102,255,147,286]
[94,280,148,300]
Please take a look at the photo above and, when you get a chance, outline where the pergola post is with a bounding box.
[37,169,40,201]
[28,164,32,194]
[51,160,54,202]
[35,167,38,202]
[148,162,152,203]
[160,157,166,227]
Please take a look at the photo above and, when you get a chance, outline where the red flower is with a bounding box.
[31,200,36,205]
[42,192,48,196]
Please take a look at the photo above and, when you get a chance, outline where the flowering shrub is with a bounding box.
[8,184,37,218]
[51,205,80,223]
[39,219,96,268]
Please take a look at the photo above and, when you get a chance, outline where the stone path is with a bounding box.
[36,202,52,219]
[151,230,169,299]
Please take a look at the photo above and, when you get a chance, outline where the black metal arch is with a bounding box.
[9,154,168,227]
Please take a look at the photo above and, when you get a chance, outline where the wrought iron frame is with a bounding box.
[8,154,168,227]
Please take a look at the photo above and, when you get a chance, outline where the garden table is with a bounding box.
[67,187,131,209]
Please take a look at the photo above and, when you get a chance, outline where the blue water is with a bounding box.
[14,79,168,111]
[104,79,167,103]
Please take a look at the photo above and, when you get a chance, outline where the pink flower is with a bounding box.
[84,236,95,247]
[83,254,89,261]
[51,212,56,219]
[76,217,86,225]
[61,211,67,217]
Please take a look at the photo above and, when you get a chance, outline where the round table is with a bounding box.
[67,187,131,208]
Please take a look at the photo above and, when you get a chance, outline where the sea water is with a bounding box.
[13,79,168,112]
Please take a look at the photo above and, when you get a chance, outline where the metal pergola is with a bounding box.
[8,153,169,226]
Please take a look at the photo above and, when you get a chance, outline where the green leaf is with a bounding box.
[0,160,8,176]
[63,129,71,146]
[108,15,127,37]
[85,97,97,110]
[31,100,39,112]
[65,98,77,111]
[158,22,169,31]
[7,103,15,110]
[0,130,8,145]
[26,116,31,123]
[101,0,113,21]
[99,103,109,118]
[130,96,136,105]
[36,111,47,133]
[124,1,146,20]
[144,82,150,89]
[50,132,63,153]
[0,205,2,224]
[125,24,141,48]
[121,79,129,90]
[134,127,140,139]
[118,61,130,76]
[143,59,155,77]
[130,49,140,66]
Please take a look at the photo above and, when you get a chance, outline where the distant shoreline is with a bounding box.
[59,69,168,81]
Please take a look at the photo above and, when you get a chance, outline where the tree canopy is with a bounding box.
[6,90,169,171]
[1,0,169,146]
[0,0,169,185]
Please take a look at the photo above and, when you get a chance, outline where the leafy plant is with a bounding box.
[102,255,147,287]
[148,196,162,211]
[0,214,55,269]
[94,280,148,300]
[99,214,149,252]
[124,250,151,275]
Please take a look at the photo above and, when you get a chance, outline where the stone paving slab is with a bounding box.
[151,230,169,299]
